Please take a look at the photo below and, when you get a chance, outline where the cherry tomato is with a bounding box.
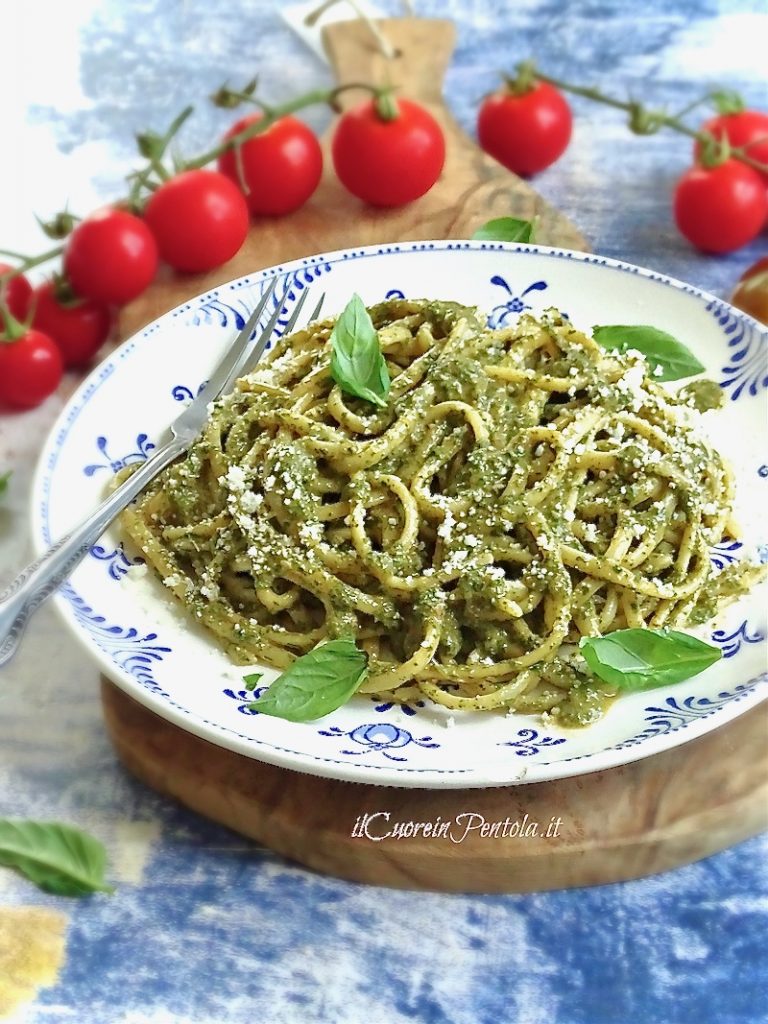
[65,209,158,306]
[218,115,323,217]
[673,160,768,254]
[32,281,113,368]
[332,97,445,207]
[144,170,249,274]
[695,111,768,186]
[0,263,32,321]
[731,255,768,324]
[477,83,572,177]
[0,329,63,409]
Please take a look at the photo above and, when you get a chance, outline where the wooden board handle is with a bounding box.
[322,17,457,103]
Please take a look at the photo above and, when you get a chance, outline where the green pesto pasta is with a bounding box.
[120,299,763,726]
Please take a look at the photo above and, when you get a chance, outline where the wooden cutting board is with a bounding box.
[103,682,768,893]
[103,16,767,892]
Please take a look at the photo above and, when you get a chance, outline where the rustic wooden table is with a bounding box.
[1,2,766,1022]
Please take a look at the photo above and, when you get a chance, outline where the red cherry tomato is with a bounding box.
[673,160,768,254]
[477,83,572,177]
[65,209,158,306]
[731,255,768,324]
[144,169,249,274]
[332,97,445,207]
[0,263,32,321]
[0,329,63,409]
[695,111,768,186]
[32,281,113,368]
[218,114,323,217]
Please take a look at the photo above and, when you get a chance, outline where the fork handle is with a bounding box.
[0,437,186,668]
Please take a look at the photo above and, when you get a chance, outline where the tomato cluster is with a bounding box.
[675,110,768,253]
[0,92,446,410]
[3,68,766,412]
[476,79,768,255]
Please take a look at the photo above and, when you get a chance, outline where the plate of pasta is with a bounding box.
[31,241,768,788]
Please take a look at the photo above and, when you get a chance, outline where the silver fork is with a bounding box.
[0,279,325,667]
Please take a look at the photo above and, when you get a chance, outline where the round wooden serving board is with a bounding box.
[102,681,768,893]
[102,16,767,891]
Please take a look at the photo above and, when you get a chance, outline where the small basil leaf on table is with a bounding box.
[248,638,369,722]
[472,217,537,243]
[579,628,722,690]
[592,324,705,381]
[0,819,114,897]
[244,672,263,692]
[0,471,10,496]
[330,294,390,408]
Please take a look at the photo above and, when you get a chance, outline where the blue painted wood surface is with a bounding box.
[0,1,766,1021]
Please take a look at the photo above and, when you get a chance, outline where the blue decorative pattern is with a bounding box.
[62,584,171,692]
[708,298,768,400]
[222,686,268,714]
[89,542,143,580]
[172,381,207,402]
[499,727,568,756]
[371,697,425,717]
[711,620,766,658]
[318,723,440,762]
[612,684,760,750]
[83,433,155,476]
[488,274,549,327]
[189,262,332,337]
[709,539,743,570]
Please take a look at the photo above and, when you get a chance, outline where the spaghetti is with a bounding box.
[120,299,763,725]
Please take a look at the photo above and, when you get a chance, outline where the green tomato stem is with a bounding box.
[0,244,65,284]
[517,63,768,175]
[186,82,385,170]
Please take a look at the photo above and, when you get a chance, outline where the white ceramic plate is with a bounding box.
[31,241,768,788]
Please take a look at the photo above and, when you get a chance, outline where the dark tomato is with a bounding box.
[218,114,323,216]
[64,209,158,306]
[731,255,768,324]
[0,329,63,409]
[695,111,768,186]
[144,169,250,274]
[0,264,33,321]
[477,82,572,177]
[332,97,445,207]
[32,281,113,368]
[673,160,768,254]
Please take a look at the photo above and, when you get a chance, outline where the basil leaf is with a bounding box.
[249,638,368,722]
[244,672,263,692]
[330,294,390,408]
[579,628,722,690]
[0,471,10,496]
[472,217,536,243]
[0,819,113,897]
[592,324,705,381]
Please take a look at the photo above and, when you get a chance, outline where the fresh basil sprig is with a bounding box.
[0,471,10,497]
[248,638,368,722]
[330,294,390,408]
[0,819,113,897]
[579,628,722,690]
[592,324,705,381]
[472,217,537,243]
